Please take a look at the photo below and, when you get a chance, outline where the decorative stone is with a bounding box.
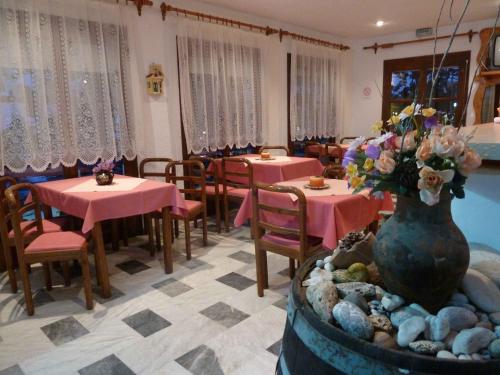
[315,259,325,268]
[324,263,335,272]
[452,327,496,355]
[437,350,457,360]
[336,282,376,299]
[302,268,333,286]
[425,315,450,342]
[476,312,490,322]
[367,262,383,285]
[489,338,500,359]
[332,263,369,283]
[408,303,430,317]
[332,301,374,341]
[469,247,500,289]
[444,331,458,350]
[449,292,469,305]
[448,302,476,312]
[324,255,333,264]
[344,292,369,314]
[495,326,500,338]
[374,285,386,300]
[475,321,493,330]
[461,268,500,313]
[471,353,483,361]
[397,316,426,347]
[306,280,338,322]
[381,294,405,312]
[390,306,428,328]
[458,354,473,360]
[372,331,397,349]
[368,314,392,333]
[409,340,445,355]
[331,232,374,268]
[437,306,478,331]
[489,312,500,325]
[331,269,351,283]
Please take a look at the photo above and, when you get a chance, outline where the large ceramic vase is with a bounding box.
[373,192,469,312]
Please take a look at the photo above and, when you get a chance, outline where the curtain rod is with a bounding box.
[116,0,153,16]
[363,29,477,54]
[159,3,350,51]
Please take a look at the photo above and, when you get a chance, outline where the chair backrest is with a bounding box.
[139,158,173,180]
[165,160,206,204]
[0,177,17,247]
[304,141,321,158]
[323,143,344,165]
[322,165,346,180]
[221,157,253,190]
[189,155,220,190]
[259,145,290,156]
[4,183,44,256]
[340,137,357,144]
[252,183,308,254]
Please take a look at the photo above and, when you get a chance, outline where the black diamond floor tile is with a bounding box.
[175,345,224,375]
[115,260,150,275]
[78,354,135,375]
[199,302,249,328]
[151,278,192,297]
[122,309,171,337]
[215,272,255,291]
[40,316,89,346]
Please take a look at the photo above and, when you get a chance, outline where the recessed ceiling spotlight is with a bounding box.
[376,20,385,27]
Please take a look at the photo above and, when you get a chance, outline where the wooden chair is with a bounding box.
[322,165,346,180]
[251,183,323,297]
[139,158,173,255]
[222,157,254,232]
[5,183,93,315]
[165,160,207,260]
[259,145,291,156]
[189,155,222,233]
[0,177,70,293]
[340,136,357,144]
[304,141,322,159]
[322,143,344,165]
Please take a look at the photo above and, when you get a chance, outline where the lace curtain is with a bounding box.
[0,0,136,173]
[177,21,264,154]
[290,43,341,141]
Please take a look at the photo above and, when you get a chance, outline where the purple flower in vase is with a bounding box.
[424,116,438,129]
[342,149,358,167]
[365,144,381,159]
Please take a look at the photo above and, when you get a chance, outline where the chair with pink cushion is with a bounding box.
[165,160,207,260]
[0,177,70,293]
[5,183,93,315]
[222,157,254,232]
[251,183,323,297]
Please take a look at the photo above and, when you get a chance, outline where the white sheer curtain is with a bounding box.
[177,20,264,154]
[290,42,342,141]
[0,0,136,173]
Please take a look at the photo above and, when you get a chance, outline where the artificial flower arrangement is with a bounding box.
[92,159,115,174]
[93,159,115,185]
[343,103,482,206]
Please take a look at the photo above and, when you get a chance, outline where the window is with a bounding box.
[382,51,470,125]
[177,23,264,156]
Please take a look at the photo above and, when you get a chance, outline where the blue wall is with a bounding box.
[452,166,500,253]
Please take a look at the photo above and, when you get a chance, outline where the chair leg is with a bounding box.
[42,262,52,291]
[223,194,230,232]
[4,246,18,293]
[19,262,34,315]
[255,247,265,297]
[184,218,191,260]
[174,220,179,238]
[289,258,296,279]
[202,211,208,247]
[262,251,269,289]
[215,195,221,234]
[146,214,155,257]
[154,217,162,251]
[62,261,71,287]
[94,252,101,286]
[121,218,129,246]
[111,220,120,252]
[80,251,94,310]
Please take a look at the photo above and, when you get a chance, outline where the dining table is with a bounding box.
[234,177,393,249]
[208,154,324,184]
[33,174,187,298]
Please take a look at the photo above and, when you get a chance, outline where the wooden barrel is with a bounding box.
[277,251,500,375]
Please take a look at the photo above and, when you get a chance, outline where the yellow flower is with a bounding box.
[363,158,374,171]
[350,175,366,189]
[402,104,415,116]
[387,115,400,125]
[422,107,436,118]
[346,162,358,177]
[371,120,384,133]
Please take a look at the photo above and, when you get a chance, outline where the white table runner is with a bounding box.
[63,177,147,193]
[276,179,370,201]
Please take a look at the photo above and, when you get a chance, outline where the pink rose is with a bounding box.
[375,150,396,174]
[417,166,454,206]
[457,147,481,176]
[416,138,433,162]
[395,131,417,151]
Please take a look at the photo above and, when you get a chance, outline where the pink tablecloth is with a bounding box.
[234,177,393,249]
[34,175,187,233]
[209,154,324,184]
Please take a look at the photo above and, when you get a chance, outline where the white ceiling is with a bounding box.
[195,0,500,38]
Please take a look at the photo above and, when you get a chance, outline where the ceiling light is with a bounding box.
[376,20,385,27]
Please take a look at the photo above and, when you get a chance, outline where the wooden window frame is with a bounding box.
[382,51,471,125]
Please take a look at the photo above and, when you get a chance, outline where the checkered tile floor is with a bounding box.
[0,223,290,374]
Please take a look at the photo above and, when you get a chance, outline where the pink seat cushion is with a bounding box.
[205,184,227,195]
[262,232,322,250]
[25,231,86,254]
[227,188,249,199]
[8,217,67,239]
[172,199,203,219]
